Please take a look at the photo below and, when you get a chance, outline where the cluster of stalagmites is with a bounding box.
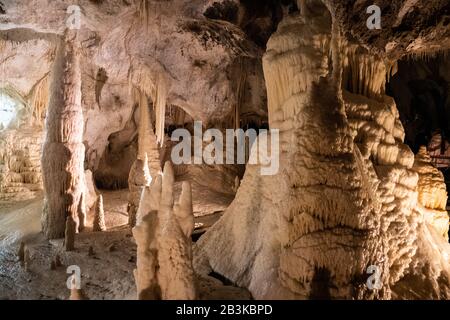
[133,161,196,300]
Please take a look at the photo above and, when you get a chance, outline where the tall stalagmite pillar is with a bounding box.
[41,30,85,239]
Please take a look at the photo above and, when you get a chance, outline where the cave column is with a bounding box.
[41,30,85,239]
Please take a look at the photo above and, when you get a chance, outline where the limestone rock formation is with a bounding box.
[65,216,76,252]
[93,195,106,232]
[133,162,196,300]
[196,4,386,299]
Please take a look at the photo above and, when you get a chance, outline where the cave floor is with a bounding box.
[0,189,250,300]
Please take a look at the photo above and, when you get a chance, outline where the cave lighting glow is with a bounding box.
[0,93,16,128]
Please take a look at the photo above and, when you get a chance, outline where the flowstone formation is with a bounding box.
[195,2,450,299]
[133,162,196,300]
[413,147,449,240]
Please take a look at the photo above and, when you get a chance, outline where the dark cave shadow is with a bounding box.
[309,268,332,300]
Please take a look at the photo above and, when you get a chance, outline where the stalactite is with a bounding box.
[50,254,62,270]
[41,30,85,239]
[413,146,449,240]
[69,288,88,300]
[173,181,194,239]
[138,0,150,27]
[93,194,106,232]
[68,276,88,300]
[128,59,168,148]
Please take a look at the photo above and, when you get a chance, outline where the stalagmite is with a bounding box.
[50,254,62,270]
[65,216,76,252]
[127,84,162,227]
[232,58,247,130]
[93,195,106,232]
[30,75,49,127]
[138,92,151,161]
[77,192,86,232]
[136,88,161,174]
[128,63,167,149]
[133,161,196,300]
[135,174,162,226]
[24,248,31,272]
[195,3,389,299]
[138,0,150,27]
[233,176,240,193]
[413,146,449,240]
[17,241,25,266]
[41,30,85,239]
